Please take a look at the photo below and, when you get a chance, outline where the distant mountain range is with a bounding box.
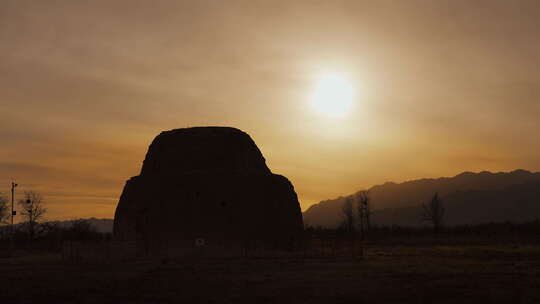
[47,217,114,233]
[303,170,540,227]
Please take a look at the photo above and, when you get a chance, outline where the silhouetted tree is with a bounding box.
[40,221,62,238]
[18,191,47,238]
[421,193,445,233]
[0,193,8,225]
[341,197,355,235]
[356,190,371,238]
[68,219,97,240]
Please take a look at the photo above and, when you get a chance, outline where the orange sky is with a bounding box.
[1,0,540,221]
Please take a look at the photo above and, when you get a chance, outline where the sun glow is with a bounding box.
[310,73,355,118]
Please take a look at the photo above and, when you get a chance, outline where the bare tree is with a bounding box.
[0,193,8,225]
[356,193,365,238]
[18,191,47,238]
[356,190,371,238]
[421,193,445,233]
[69,219,97,240]
[341,197,355,235]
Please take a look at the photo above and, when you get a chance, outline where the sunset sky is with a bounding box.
[1,0,540,221]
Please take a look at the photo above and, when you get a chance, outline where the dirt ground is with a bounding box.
[1,245,540,304]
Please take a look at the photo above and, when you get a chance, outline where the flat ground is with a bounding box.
[1,245,540,304]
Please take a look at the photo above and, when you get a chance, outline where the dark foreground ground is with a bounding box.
[1,244,540,304]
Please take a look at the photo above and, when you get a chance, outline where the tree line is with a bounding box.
[0,190,103,242]
[339,190,372,239]
[0,190,46,238]
[341,191,445,235]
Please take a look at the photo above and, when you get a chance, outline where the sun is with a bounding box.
[310,73,355,118]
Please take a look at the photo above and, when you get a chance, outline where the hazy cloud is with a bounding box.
[1,0,539,218]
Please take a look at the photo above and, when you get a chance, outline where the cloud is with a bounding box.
[2,0,540,218]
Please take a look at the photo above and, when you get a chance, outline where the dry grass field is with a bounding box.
[1,243,540,304]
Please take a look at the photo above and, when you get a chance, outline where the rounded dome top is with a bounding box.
[140,127,271,176]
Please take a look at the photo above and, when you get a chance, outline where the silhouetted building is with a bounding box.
[113,127,303,256]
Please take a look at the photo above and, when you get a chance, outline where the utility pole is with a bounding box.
[10,181,17,257]
[11,181,17,225]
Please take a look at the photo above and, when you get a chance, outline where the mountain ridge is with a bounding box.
[45,217,114,233]
[303,169,540,227]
